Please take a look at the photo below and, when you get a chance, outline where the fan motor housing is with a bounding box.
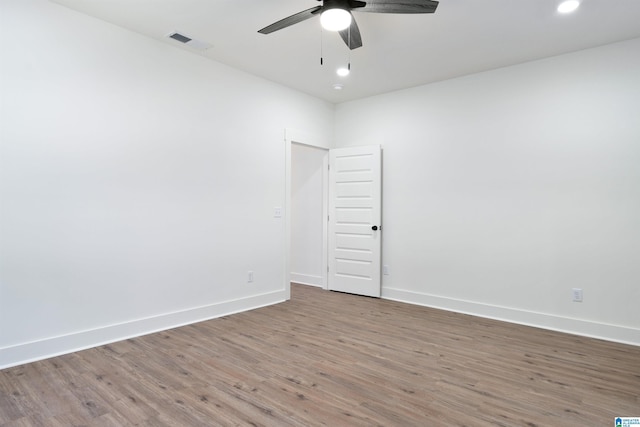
[321,0,366,11]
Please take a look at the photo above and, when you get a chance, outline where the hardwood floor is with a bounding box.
[1,283,639,426]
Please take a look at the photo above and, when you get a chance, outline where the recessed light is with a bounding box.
[557,0,580,14]
[336,67,350,77]
[333,83,344,90]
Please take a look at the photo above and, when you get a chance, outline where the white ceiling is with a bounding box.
[51,0,640,103]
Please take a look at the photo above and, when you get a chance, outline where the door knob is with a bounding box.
[372,225,378,231]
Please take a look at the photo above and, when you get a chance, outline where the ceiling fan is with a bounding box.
[258,0,439,50]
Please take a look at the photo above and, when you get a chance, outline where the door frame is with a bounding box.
[284,128,330,300]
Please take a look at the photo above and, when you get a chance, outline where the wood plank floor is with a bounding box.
[1,283,639,426]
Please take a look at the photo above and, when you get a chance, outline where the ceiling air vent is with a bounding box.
[169,32,192,44]
[166,32,212,51]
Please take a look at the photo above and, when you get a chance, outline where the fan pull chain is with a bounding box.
[320,27,324,65]
[348,24,352,72]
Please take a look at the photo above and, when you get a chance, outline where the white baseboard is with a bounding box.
[382,287,640,347]
[0,290,287,370]
[290,272,323,288]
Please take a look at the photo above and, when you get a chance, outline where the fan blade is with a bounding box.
[359,0,438,14]
[258,6,323,34]
[339,15,363,50]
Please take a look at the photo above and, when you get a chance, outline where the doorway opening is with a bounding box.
[284,129,330,300]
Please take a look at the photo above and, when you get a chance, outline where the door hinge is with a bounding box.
[327,215,330,222]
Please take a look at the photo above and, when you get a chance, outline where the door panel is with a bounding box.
[335,208,373,224]
[335,182,373,198]
[328,145,381,297]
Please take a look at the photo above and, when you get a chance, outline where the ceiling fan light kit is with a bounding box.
[320,8,352,31]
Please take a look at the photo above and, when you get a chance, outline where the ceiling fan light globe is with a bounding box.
[321,8,352,32]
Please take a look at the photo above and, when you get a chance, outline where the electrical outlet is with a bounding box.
[383,265,390,275]
[273,207,282,218]
[248,271,254,283]
[572,288,583,302]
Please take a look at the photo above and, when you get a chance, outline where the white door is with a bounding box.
[328,145,381,297]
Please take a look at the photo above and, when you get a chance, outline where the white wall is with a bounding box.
[335,38,640,345]
[0,0,334,368]
[291,144,327,287]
